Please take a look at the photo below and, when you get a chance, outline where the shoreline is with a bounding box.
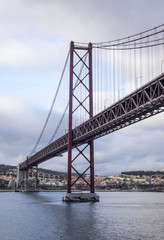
[0,189,164,193]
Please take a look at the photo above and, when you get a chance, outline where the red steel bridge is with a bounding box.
[19,25,164,194]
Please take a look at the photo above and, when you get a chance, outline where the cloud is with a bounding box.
[0,95,46,164]
[0,38,66,70]
[0,0,164,71]
[0,0,164,175]
[0,95,43,134]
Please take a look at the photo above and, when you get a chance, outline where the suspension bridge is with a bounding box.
[17,25,164,201]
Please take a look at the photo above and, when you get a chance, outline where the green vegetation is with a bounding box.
[0,164,67,177]
[0,164,16,175]
[38,167,67,177]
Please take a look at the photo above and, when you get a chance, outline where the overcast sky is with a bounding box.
[0,0,164,176]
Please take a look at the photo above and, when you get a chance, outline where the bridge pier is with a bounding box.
[62,192,99,202]
[16,165,39,191]
[16,165,24,189]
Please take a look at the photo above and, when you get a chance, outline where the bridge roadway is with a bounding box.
[20,73,164,170]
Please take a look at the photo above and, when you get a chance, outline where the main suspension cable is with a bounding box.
[92,24,164,46]
[29,51,70,156]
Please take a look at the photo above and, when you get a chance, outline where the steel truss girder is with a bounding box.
[20,74,164,171]
[73,74,164,142]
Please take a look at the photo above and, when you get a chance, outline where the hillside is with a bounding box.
[0,164,67,177]
[0,164,16,175]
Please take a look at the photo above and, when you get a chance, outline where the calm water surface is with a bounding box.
[0,191,164,240]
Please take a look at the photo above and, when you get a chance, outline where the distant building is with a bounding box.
[0,179,6,189]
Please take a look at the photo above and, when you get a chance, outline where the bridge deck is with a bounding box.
[20,74,164,170]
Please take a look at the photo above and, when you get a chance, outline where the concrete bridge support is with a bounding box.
[62,192,99,202]
[16,165,39,191]
[16,165,24,189]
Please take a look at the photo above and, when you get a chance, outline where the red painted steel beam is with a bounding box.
[67,41,74,193]
[88,42,94,193]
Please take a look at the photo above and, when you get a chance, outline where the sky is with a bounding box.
[0,0,164,176]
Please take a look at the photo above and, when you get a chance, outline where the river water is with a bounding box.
[0,191,163,240]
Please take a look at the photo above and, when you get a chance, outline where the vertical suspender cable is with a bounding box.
[113,49,115,103]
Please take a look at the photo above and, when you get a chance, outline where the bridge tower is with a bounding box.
[63,41,99,201]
